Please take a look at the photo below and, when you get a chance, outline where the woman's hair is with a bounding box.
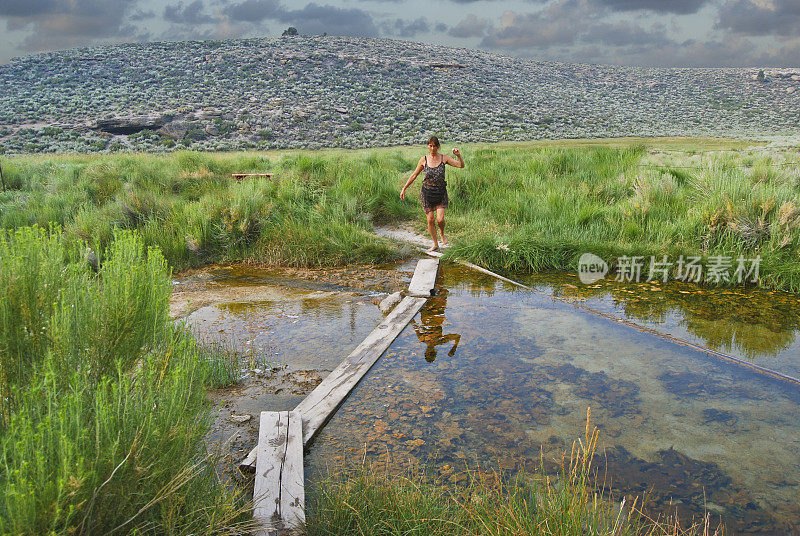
[427,136,440,147]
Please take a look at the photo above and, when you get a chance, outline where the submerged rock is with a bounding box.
[379,291,403,313]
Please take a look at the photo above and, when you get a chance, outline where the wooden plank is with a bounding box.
[281,411,305,529]
[252,411,305,534]
[407,258,439,297]
[296,295,426,445]
[242,295,426,468]
[231,173,274,180]
[253,411,286,526]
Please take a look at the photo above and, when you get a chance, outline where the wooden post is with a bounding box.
[231,172,274,181]
[0,161,6,192]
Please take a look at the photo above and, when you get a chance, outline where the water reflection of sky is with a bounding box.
[306,265,800,535]
[518,271,800,378]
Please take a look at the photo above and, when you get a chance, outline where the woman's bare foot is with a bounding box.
[440,235,448,246]
[428,244,439,253]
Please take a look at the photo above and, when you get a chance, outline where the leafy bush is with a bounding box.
[0,228,249,535]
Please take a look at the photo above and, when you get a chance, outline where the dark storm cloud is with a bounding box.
[4,1,137,41]
[448,14,491,38]
[387,17,429,37]
[129,9,155,21]
[481,1,591,49]
[479,0,679,57]
[0,0,148,49]
[0,0,57,18]
[582,21,670,47]
[223,0,282,22]
[282,3,379,36]
[223,0,379,36]
[717,0,800,36]
[592,0,708,14]
[447,0,546,3]
[164,0,214,24]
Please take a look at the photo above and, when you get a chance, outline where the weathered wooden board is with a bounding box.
[242,295,427,468]
[408,258,439,297]
[295,295,427,444]
[253,410,305,534]
[231,173,274,180]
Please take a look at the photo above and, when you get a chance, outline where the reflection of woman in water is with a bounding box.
[411,291,461,362]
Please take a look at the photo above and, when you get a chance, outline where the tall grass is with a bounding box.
[0,151,411,270]
[1,143,798,290]
[308,410,720,536]
[0,227,249,535]
[439,145,800,292]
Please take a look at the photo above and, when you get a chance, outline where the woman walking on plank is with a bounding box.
[400,136,465,253]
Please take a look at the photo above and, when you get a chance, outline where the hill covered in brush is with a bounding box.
[1,35,798,154]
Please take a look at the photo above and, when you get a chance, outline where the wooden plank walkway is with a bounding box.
[242,295,428,469]
[294,294,428,445]
[407,258,439,297]
[231,173,274,180]
[242,258,439,469]
[253,410,305,535]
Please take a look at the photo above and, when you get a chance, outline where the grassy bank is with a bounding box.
[441,143,800,292]
[308,415,718,536]
[0,227,248,535]
[1,138,798,290]
[0,151,413,270]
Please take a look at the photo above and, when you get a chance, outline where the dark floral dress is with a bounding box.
[420,155,449,213]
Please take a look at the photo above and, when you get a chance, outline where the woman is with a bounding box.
[400,136,464,252]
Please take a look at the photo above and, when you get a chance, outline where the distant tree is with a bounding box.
[757,70,765,82]
[282,27,298,36]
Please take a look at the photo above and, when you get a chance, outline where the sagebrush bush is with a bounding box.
[0,228,249,535]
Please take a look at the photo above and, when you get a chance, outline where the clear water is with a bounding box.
[176,265,391,371]
[306,265,800,534]
[521,271,800,379]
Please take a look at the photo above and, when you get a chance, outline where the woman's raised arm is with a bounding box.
[445,149,464,168]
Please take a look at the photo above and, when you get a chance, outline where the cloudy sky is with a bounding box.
[1,0,798,66]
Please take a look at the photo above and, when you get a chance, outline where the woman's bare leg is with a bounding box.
[426,211,439,252]
[436,207,447,245]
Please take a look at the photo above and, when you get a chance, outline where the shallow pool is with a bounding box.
[306,264,800,534]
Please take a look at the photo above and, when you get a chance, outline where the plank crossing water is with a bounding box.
[294,294,428,445]
[241,295,429,468]
[241,258,439,469]
[253,410,305,535]
[407,258,439,297]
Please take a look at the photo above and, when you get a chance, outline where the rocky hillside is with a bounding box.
[1,36,798,154]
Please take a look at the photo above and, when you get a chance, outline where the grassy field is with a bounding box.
[1,137,798,290]
[0,137,796,534]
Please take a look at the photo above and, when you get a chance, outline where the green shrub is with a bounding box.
[0,228,249,535]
